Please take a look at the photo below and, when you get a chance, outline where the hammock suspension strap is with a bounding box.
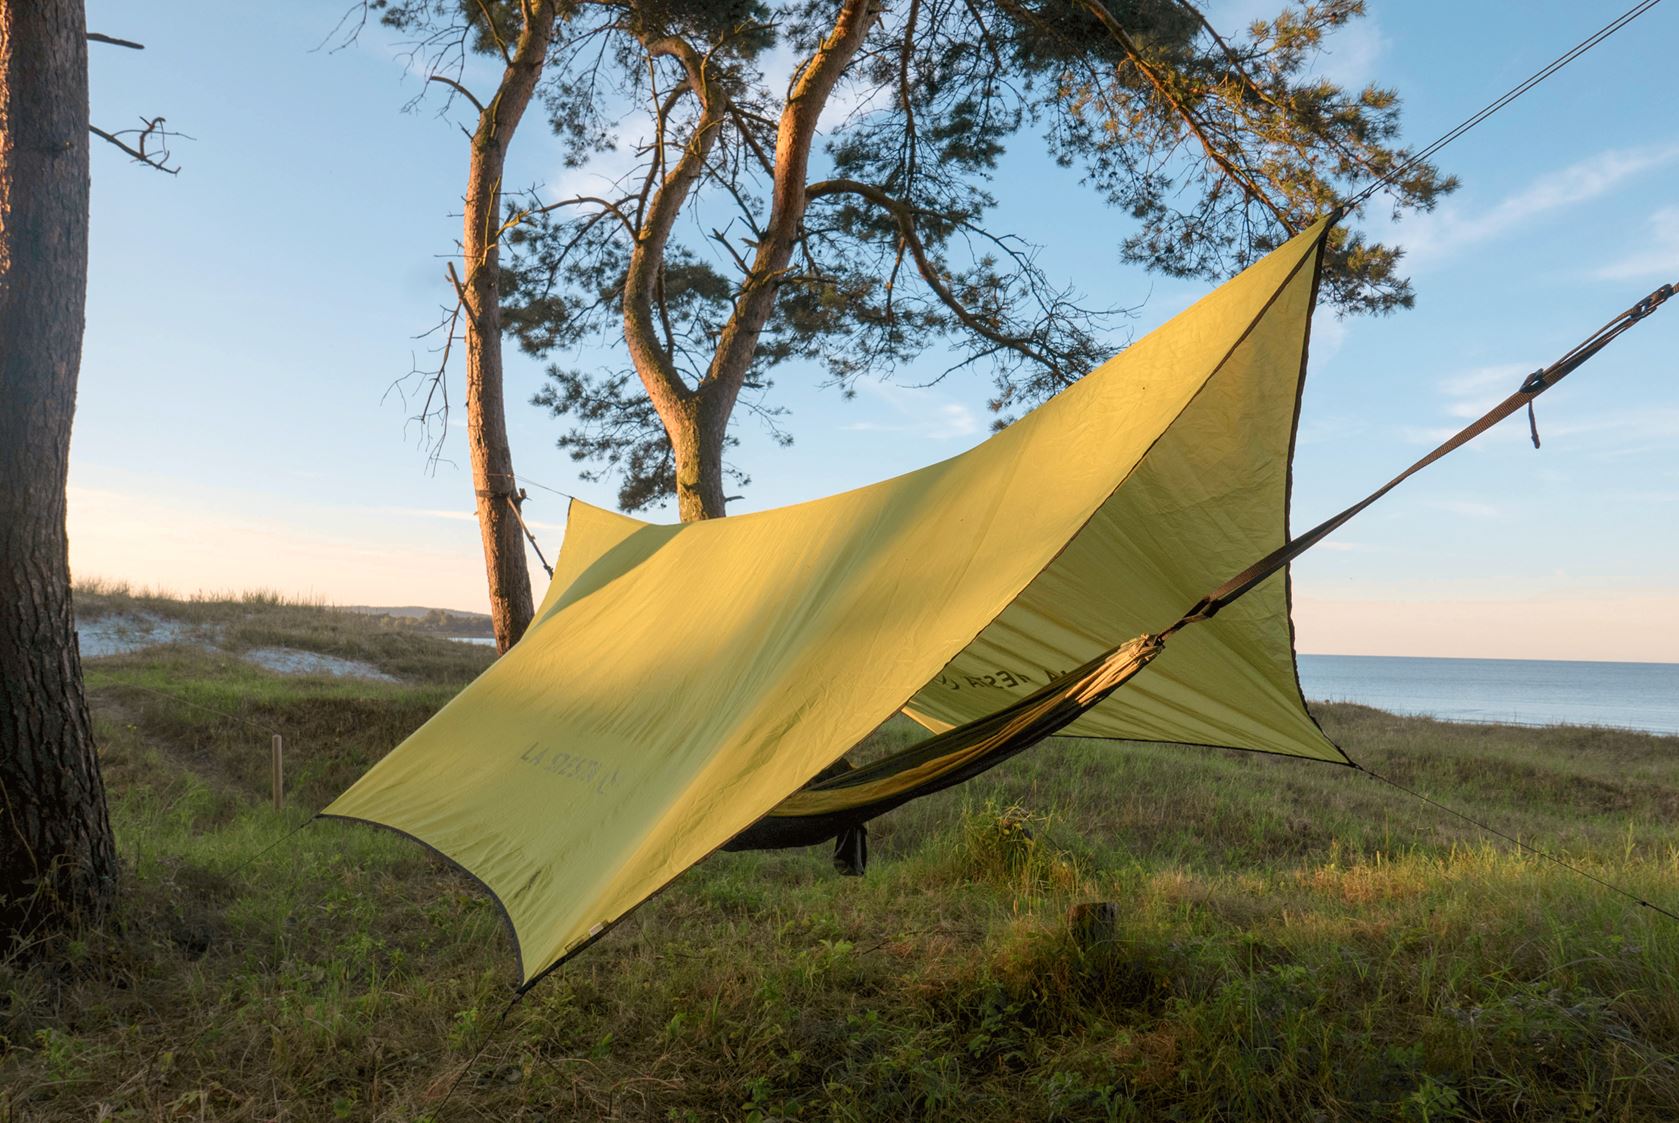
[733,278,1676,859]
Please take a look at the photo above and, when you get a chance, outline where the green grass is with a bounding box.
[3,593,1678,1119]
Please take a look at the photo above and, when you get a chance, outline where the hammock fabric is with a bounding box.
[325,219,1345,988]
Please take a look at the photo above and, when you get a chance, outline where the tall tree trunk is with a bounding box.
[670,392,729,522]
[0,0,119,940]
[462,2,556,652]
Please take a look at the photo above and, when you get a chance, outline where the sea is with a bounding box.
[450,632,1679,736]
[1297,654,1679,736]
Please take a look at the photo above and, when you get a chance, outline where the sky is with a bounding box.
[73,1,1679,662]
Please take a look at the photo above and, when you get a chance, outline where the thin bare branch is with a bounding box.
[709,227,754,276]
[383,296,465,473]
[87,32,144,49]
[523,193,638,238]
[725,105,775,179]
[89,117,183,175]
[808,177,1063,372]
[428,74,486,113]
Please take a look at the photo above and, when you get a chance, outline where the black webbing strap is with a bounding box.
[1161,280,1675,638]
[725,278,1674,858]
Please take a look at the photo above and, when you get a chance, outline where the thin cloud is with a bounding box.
[1593,206,1679,281]
[1545,406,1679,444]
[376,505,569,533]
[384,506,476,522]
[1397,141,1679,267]
[1402,406,1679,454]
[66,485,514,613]
[1438,362,1533,399]
[839,380,983,440]
[1395,363,1539,439]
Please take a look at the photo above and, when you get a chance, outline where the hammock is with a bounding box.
[322,215,1670,990]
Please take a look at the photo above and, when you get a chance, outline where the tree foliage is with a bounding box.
[378,0,1452,516]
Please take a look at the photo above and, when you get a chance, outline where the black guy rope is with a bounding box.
[484,471,582,573]
[486,469,576,502]
[1352,761,1679,924]
[432,991,526,1117]
[505,490,554,579]
[225,815,317,878]
[106,679,280,736]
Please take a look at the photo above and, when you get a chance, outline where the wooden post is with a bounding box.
[271,733,283,811]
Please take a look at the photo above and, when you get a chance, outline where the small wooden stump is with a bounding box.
[1068,901,1119,950]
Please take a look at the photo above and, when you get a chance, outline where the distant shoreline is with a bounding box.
[1300,651,1679,670]
[1298,652,1679,737]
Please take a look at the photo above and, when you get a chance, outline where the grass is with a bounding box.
[2,592,1678,1119]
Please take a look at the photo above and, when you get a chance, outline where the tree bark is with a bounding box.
[0,0,119,939]
[461,2,556,652]
[669,390,729,523]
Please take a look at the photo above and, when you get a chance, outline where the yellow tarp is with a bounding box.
[324,219,1342,986]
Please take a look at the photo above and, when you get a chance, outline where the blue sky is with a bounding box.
[74,1,1679,661]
